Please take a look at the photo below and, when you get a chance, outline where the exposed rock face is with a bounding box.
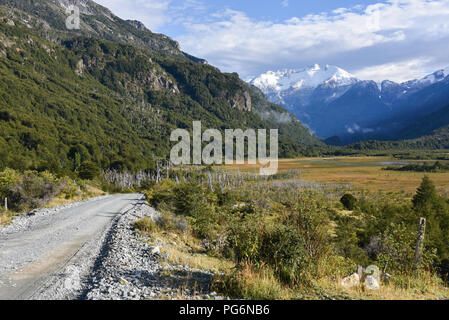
[124,71,179,94]
[75,59,85,76]
[182,51,208,65]
[127,20,148,31]
[4,0,183,55]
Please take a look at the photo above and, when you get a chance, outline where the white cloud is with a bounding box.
[354,58,433,82]
[93,0,449,82]
[95,0,172,31]
[177,0,449,81]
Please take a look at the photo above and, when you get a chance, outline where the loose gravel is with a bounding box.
[81,201,220,300]
[0,195,111,236]
[1,194,221,300]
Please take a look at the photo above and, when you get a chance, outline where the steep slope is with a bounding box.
[397,104,449,140]
[346,76,449,144]
[250,64,357,108]
[307,80,390,138]
[0,4,321,173]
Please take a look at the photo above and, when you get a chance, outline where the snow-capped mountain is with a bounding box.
[250,64,357,93]
[249,64,358,106]
[249,64,449,141]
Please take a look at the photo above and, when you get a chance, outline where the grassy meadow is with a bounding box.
[223,156,449,194]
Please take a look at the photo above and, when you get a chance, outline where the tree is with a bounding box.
[412,176,449,265]
[78,161,100,180]
[412,176,439,216]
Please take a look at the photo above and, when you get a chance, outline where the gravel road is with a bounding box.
[0,194,143,300]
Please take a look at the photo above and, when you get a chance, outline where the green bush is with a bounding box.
[377,222,436,276]
[2,170,60,211]
[0,168,20,197]
[144,179,177,209]
[156,210,189,234]
[340,193,357,210]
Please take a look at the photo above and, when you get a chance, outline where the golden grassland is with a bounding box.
[222,156,449,194]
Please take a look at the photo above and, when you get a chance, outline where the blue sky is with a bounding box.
[95,0,449,82]
[157,0,387,36]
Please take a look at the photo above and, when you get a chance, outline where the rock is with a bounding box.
[28,209,38,216]
[365,275,380,290]
[118,277,129,286]
[149,246,160,255]
[341,273,360,289]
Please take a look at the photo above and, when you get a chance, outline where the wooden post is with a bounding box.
[414,217,426,269]
[4,197,7,211]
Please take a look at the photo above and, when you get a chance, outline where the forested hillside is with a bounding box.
[0,2,321,175]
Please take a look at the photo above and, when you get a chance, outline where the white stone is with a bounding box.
[150,246,160,255]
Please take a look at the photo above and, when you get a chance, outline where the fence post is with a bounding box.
[4,197,7,211]
[414,217,426,269]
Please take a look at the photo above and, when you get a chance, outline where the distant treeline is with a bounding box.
[384,161,449,172]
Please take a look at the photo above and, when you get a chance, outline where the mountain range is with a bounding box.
[250,64,449,144]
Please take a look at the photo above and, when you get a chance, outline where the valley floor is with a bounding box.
[224,156,449,194]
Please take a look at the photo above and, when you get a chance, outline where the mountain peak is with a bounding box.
[250,64,358,94]
[416,66,449,86]
[127,20,148,31]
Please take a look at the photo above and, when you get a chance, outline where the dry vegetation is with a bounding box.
[223,157,449,194]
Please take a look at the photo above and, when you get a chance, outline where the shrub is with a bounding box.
[340,193,357,210]
[156,210,189,234]
[377,222,436,276]
[58,176,80,199]
[7,171,60,211]
[134,217,158,234]
[0,168,20,196]
[173,181,218,218]
[144,179,177,209]
[227,212,315,286]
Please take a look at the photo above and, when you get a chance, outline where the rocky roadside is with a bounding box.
[80,200,224,300]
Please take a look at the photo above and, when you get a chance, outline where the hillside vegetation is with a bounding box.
[0,4,321,175]
[136,170,449,300]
